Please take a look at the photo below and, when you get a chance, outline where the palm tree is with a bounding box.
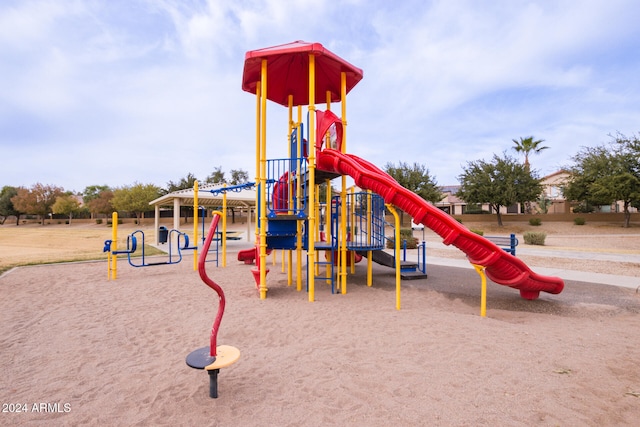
[512,136,549,170]
[512,136,548,214]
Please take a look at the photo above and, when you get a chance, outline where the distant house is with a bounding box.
[443,170,637,215]
[533,170,638,214]
[434,185,466,215]
[532,170,571,214]
[437,171,573,215]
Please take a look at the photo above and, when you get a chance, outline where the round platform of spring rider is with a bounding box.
[186,345,241,398]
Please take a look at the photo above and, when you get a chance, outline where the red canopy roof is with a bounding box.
[242,41,363,107]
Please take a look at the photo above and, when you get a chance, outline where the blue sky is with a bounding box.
[1,0,639,193]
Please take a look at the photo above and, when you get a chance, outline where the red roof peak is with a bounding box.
[242,41,363,107]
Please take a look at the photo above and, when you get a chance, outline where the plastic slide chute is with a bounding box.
[316,148,564,300]
[237,246,273,264]
[237,247,258,264]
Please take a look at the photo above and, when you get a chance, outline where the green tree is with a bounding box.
[511,136,549,170]
[563,133,640,227]
[457,153,543,226]
[83,185,112,219]
[52,194,81,224]
[83,185,110,204]
[111,182,161,225]
[85,189,113,219]
[0,186,22,225]
[165,173,198,194]
[10,183,65,225]
[205,166,226,185]
[229,169,250,185]
[384,162,443,203]
[384,161,443,223]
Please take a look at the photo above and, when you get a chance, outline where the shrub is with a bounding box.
[523,231,546,246]
[470,229,484,236]
[400,228,413,239]
[574,217,586,225]
[528,217,542,226]
[573,203,595,213]
[96,219,103,224]
[386,228,419,249]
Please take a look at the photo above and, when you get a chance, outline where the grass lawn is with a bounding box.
[0,223,166,275]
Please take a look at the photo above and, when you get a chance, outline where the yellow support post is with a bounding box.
[350,187,356,275]
[193,180,199,271]
[254,82,261,247]
[472,264,488,317]
[325,178,332,286]
[287,249,293,286]
[386,205,402,310]
[324,92,332,287]
[259,59,268,300]
[107,247,112,280]
[307,53,316,302]
[281,249,285,272]
[366,190,373,287]
[295,107,303,292]
[314,188,321,277]
[286,94,294,286]
[366,249,373,287]
[110,212,118,280]
[339,71,348,294]
[222,185,227,267]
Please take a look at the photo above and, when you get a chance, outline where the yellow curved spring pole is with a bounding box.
[473,264,487,317]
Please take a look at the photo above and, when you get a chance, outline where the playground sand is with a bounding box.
[1,253,640,426]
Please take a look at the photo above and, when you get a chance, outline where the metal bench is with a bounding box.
[484,233,518,256]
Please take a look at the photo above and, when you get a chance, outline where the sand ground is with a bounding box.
[1,220,639,426]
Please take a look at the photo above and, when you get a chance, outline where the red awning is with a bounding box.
[242,41,363,107]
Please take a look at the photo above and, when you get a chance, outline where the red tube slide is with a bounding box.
[237,247,258,264]
[316,148,564,300]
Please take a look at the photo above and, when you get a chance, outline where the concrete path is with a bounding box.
[417,241,640,291]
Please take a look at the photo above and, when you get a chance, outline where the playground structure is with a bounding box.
[239,40,564,303]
